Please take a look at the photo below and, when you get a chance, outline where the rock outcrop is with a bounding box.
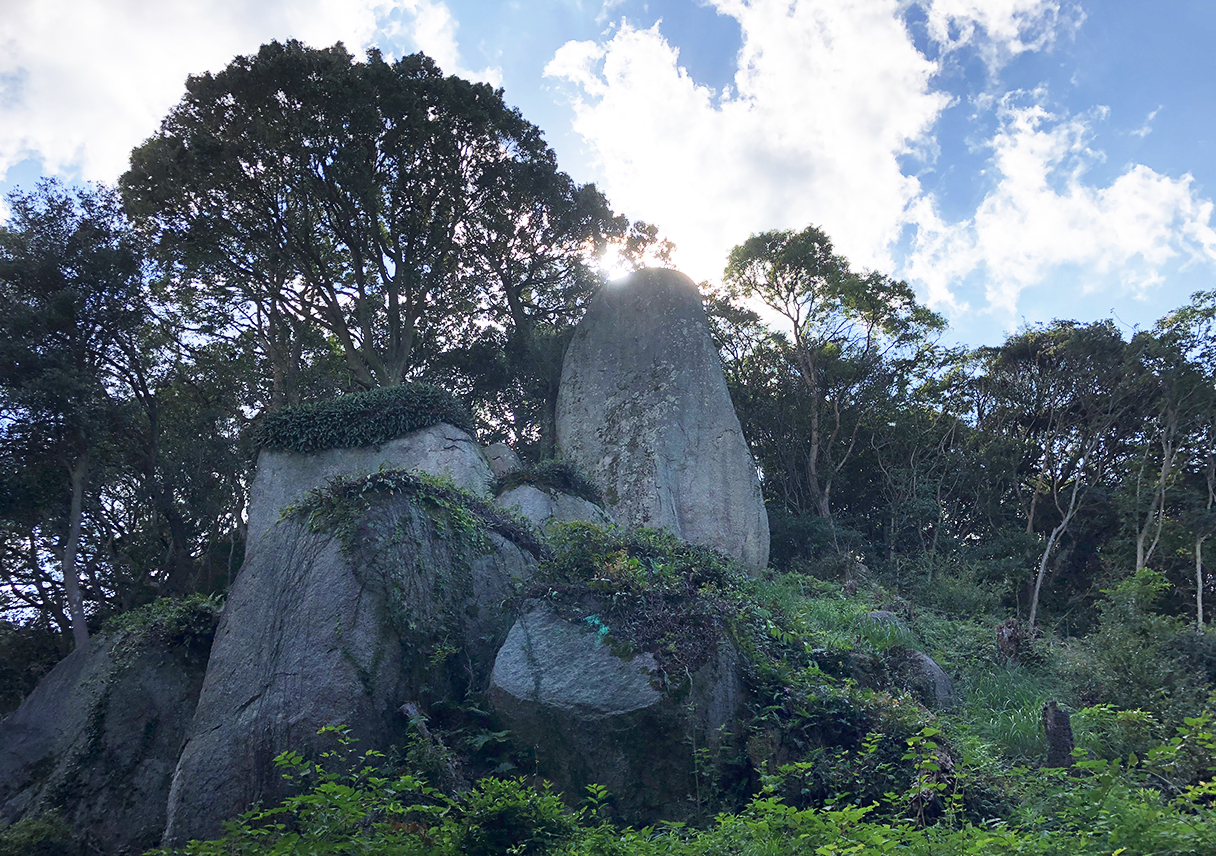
[0,616,215,854]
[246,423,492,552]
[556,268,769,570]
[495,485,613,532]
[164,489,537,845]
[483,442,522,479]
[490,602,742,823]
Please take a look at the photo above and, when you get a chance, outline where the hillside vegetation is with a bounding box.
[1,39,1214,855]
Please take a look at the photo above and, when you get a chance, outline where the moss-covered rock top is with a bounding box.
[494,459,603,505]
[254,383,475,453]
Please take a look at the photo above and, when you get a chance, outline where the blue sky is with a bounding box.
[1,0,1212,346]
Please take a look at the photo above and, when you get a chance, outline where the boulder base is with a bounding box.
[556,269,768,570]
[490,602,742,823]
[0,625,213,854]
[163,493,536,845]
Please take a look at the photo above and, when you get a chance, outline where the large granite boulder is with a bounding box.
[0,607,216,854]
[495,485,613,532]
[490,602,742,823]
[163,479,540,845]
[556,269,769,570]
[247,423,492,552]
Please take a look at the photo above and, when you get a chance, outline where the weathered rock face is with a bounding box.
[489,602,742,823]
[163,492,538,846]
[893,650,955,711]
[556,269,769,570]
[495,485,613,532]
[246,423,492,552]
[483,442,522,479]
[0,625,213,854]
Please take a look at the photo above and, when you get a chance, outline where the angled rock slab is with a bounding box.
[0,627,212,854]
[556,268,769,570]
[163,494,537,846]
[495,484,613,533]
[483,442,523,479]
[489,602,742,823]
[247,423,492,552]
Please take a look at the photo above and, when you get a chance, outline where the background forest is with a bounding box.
[2,40,1216,856]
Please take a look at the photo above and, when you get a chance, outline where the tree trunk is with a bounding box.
[63,451,90,650]
[1198,534,1206,629]
[1028,472,1084,630]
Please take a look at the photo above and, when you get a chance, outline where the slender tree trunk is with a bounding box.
[63,451,90,649]
[1028,472,1084,630]
[1136,436,1176,571]
[1197,534,1207,629]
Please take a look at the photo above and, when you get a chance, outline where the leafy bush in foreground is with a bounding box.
[154,712,1216,856]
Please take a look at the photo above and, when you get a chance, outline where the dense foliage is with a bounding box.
[2,38,1215,856]
[254,383,475,452]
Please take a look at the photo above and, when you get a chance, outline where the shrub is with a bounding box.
[288,469,547,560]
[0,813,82,856]
[102,593,223,650]
[253,383,474,452]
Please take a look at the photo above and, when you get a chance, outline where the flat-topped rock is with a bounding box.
[556,269,769,570]
[246,423,491,552]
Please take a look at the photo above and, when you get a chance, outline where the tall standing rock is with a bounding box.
[556,269,769,570]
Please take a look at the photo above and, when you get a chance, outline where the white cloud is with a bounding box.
[547,0,1214,320]
[907,95,1216,313]
[924,0,1082,70]
[0,0,495,185]
[1130,106,1161,139]
[545,1,949,282]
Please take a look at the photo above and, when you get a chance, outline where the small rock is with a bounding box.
[1042,701,1074,768]
[495,484,612,532]
[483,442,522,479]
[490,602,742,823]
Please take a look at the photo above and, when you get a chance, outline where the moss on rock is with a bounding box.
[253,383,475,453]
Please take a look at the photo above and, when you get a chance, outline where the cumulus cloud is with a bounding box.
[547,0,1214,319]
[907,94,1216,313]
[0,0,494,185]
[924,0,1083,70]
[546,1,947,282]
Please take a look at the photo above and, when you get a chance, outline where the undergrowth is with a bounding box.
[101,592,224,650]
[153,713,1216,856]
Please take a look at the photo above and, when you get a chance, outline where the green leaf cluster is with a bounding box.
[254,384,475,453]
[100,592,223,650]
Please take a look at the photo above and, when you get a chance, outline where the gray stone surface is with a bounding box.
[0,628,212,854]
[903,651,955,711]
[555,268,769,571]
[247,423,492,552]
[163,494,536,845]
[495,484,613,532]
[483,442,522,479]
[491,605,662,717]
[490,602,742,823]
